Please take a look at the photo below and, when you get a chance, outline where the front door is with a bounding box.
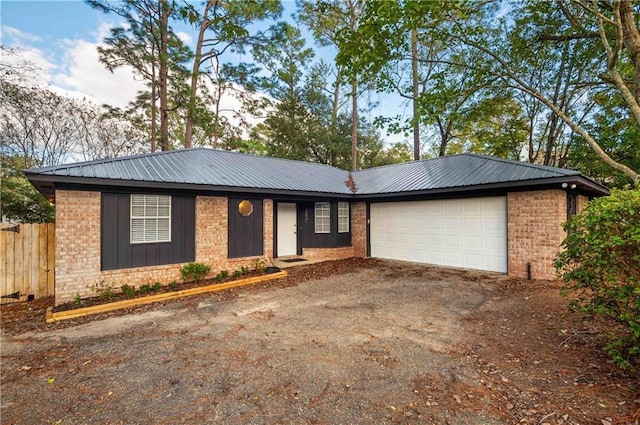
[277,203,297,257]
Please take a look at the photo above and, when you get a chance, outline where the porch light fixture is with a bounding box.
[238,200,253,217]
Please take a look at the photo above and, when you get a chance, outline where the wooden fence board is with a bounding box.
[47,223,55,296]
[6,228,16,303]
[0,229,6,300]
[39,226,48,297]
[0,223,55,303]
[23,224,32,301]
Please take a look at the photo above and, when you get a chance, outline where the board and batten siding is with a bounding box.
[297,201,351,251]
[228,198,264,258]
[101,193,196,271]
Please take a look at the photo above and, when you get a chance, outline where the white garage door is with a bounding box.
[370,197,507,273]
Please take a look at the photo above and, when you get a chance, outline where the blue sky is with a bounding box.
[1,1,407,144]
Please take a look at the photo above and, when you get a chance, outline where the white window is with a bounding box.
[130,194,171,243]
[314,202,330,233]
[338,202,349,233]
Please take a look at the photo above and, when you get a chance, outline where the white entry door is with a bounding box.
[277,203,297,257]
[370,197,507,272]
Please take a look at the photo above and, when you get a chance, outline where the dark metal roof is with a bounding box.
[25,149,609,198]
[25,148,352,195]
[352,153,584,194]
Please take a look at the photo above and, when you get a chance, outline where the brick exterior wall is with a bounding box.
[54,190,101,304]
[302,246,355,261]
[577,194,589,213]
[195,196,228,268]
[507,190,567,280]
[53,193,274,305]
[54,188,584,305]
[351,202,367,258]
[263,199,274,260]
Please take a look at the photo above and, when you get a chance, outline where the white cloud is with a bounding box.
[2,22,267,137]
[1,26,42,44]
[2,23,142,107]
[53,37,144,108]
[176,31,193,45]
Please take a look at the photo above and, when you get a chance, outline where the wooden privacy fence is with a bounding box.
[0,223,55,304]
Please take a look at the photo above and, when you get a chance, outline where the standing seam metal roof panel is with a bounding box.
[25,148,600,196]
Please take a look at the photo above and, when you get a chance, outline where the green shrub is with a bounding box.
[121,284,136,298]
[215,273,224,283]
[91,281,116,301]
[241,266,250,275]
[252,258,266,274]
[139,284,152,295]
[233,270,242,278]
[168,281,178,290]
[151,282,162,291]
[180,262,211,282]
[555,189,640,372]
[220,270,229,279]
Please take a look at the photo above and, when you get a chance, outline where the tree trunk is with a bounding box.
[213,85,221,149]
[159,0,170,151]
[185,0,213,149]
[351,75,358,171]
[151,54,157,153]
[349,1,358,171]
[411,29,420,161]
[619,0,640,103]
[331,67,342,168]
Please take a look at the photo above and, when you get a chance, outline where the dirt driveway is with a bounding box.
[1,259,638,424]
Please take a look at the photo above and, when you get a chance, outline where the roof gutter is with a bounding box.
[26,171,610,203]
[352,175,609,200]
[24,174,355,200]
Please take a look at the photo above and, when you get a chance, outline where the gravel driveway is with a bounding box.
[2,259,636,424]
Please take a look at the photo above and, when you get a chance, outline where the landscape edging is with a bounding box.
[45,270,288,323]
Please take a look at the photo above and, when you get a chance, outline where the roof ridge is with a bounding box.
[26,147,351,175]
[205,149,349,172]
[353,154,453,174]
[459,153,578,175]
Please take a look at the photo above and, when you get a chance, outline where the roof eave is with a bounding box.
[25,174,354,200]
[26,170,610,203]
[353,175,610,199]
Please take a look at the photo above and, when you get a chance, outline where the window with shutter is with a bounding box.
[130,194,171,243]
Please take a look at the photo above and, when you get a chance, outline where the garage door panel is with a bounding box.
[445,235,462,248]
[428,220,443,230]
[464,236,482,249]
[429,235,444,247]
[398,232,411,244]
[370,197,507,273]
[413,249,427,261]
[428,251,445,264]
[412,219,426,230]
[445,202,462,213]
